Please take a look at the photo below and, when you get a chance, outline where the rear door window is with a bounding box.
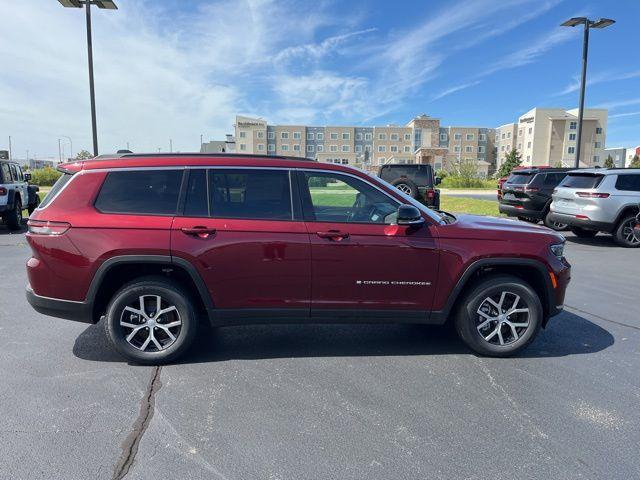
[559,174,604,189]
[95,170,183,215]
[0,164,11,183]
[615,174,640,192]
[209,169,293,220]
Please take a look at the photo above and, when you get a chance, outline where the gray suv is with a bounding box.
[549,168,640,247]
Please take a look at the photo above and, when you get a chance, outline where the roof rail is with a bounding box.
[119,152,317,162]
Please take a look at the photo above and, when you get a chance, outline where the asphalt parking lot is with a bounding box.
[1,225,638,480]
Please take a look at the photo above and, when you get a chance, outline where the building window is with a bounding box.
[330,133,338,140]
[365,145,371,152]
[500,146,504,152]
[501,133,506,139]
[281,144,289,151]
[527,142,531,148]
[365,133,372,140]
[479,133,486,141]
[467,133,475,141]
[528,128,532,134]
[307,132,314,140]
[517,144,522,150]
[341,159,348,164]
[239,143,246,151]
[596,127,603,134]
[465,146,473,153]
[378,145,386,152]
[330,145,338,152]
[593,155,600,162]
[440,133,447,141]
[341,145,349,152]
[478,146,485,153]
[527,155,531,161]
[378,133,387,140]
[390,133,399,141]
[257,143,265,151]
[293,144,301,151]
[518,129,523,136]
[317,133,324,140]
[378,157,385,163]
[268,144,275,152]
[390,145,398,153]
[281,132,289,139]
[355,145,362,153]
[454,146,461,153]
[404,146,411,153]
[268,132,275,140]
[355,132,362,140]
[404,133,411,141]
[594,142,601,148]
[317,145,324,152]
[293,132,301,140]
[569,133,576,141]
[342,133,350,140]
[257,131,264,139]
[307,145,314,152]
[568,146,575,154]
[454,133,462,140]
[569,122,577,130]
[506,145,510,150]
[506,132,510,139]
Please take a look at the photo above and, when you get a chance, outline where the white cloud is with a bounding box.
[594,98,640,110]
[273,28,377,64]
[609,111,640,119]
[432,81,482,101]
[558,70,640,95]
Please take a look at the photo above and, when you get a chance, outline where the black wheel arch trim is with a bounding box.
[434,257,556,324]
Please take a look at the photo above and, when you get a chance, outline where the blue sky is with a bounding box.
[1,0,639,159]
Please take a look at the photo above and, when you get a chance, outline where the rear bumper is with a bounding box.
[499,203,544,219]
[547,212,615,232]
[26,285,93,323]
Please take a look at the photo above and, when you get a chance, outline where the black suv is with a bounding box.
[378,164,441,209]
[499,168,571,230]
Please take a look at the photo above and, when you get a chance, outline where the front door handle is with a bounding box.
[181,226,217,239]
[316,230,349,241]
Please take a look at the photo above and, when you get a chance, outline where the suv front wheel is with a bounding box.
[454,275,542,357]
[105,277,198,364]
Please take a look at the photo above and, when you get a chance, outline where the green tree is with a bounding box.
[630,154,640,168]
[75,150,93,160]
[604,154,615,168]
[497,149,522,177]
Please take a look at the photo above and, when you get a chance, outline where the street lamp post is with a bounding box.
[58,0,118,158]
[561,17,615,168]
[60,135,73,159]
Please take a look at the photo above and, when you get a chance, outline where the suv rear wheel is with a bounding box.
[570,227,597,238]
[454,275,542,357]
[613,214,640,248]
[391,178,418,198]
[105,277,198,364]
[6,198,23,231]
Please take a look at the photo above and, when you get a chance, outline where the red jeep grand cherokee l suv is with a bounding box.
[26,154,570,364]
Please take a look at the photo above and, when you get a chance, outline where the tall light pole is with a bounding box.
[60,135,73,159]
[58,0,118,158]
[8,136,12,160]
[58,138,62,162]
[561,17,615,168]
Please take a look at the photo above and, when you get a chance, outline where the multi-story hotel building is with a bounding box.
[234,114,497,175]
[495,108,608,170]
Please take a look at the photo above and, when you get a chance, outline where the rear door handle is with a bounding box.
[316,230,349,241]
[181,226,217,238]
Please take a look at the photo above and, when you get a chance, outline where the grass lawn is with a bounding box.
[440,196,503,217]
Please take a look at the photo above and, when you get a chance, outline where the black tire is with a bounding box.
[570,227,597,238]
[7,198,23,231]
[391,178,418,198]
[543,211,568,231]
[105,276,198,365]
[454,275,543,357]
[28,194,41,215]
[613,214,640,248]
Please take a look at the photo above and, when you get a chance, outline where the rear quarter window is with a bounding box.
[95,170,183,215]
[615,174,640,192]
[559,174,604,189]
[506,173,533,184]
[39,172,74,209]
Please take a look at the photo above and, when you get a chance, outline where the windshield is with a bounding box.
[560,173,604,189]
[369,172,444,224]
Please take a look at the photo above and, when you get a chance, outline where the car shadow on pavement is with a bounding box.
[72,310,614,364]
[565,234,618,248]
[0,220,27,235]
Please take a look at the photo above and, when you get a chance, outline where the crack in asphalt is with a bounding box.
[112,366,162,480]
[565,305,640,331]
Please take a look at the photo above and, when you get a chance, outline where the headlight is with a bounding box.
[550,243,565,259]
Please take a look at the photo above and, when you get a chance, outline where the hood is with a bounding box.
[440,214,565,243]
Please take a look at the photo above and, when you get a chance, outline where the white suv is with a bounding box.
[549,168,640,247]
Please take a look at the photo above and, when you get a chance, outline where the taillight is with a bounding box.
[27,220,71,236]
[524,186,539,192]
[576,192,609,198]
[575,215,590,220]
[0,187,7,196]
[426,189,435,199]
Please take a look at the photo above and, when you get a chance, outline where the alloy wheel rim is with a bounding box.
[551,221,567,230]
[396,184,412,194]
[476,291,530,346]
[622,220,640,245]
[119,295,182,351]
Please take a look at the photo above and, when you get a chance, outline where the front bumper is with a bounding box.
[547,212,615,233]
[26,285,93,323]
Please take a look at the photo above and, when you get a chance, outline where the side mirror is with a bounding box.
[24,172,32,181]
[397,205,425,227]
[435,177,441,186]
